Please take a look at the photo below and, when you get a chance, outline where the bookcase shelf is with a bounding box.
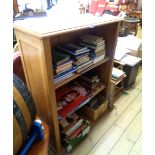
[14,15,122,153]
[58,83,106,123]
[54,56,110,90]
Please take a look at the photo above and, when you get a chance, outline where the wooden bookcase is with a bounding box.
[14,15,122,153]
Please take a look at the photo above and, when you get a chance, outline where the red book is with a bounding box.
[56,83,90,118]
[67,124,85,140]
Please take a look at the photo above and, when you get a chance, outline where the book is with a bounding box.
[55,45,90,56]
[53,60,72,69]
[80,39,105,48]
[54,73,74,84]
[56,83,90,119]
[81,71,98,82]
[76,61,93,73]
[60,113,79,132]
[80,34,104,44]
[54,66,77,80]
[92,45,105,53]
[52,51,70,66]
[78,80,99,91]
[89,49,106,58]
[73,55,90,66]
[112,67,125,79]
[67,123,85,140]
[60,43,88,54]
[93,53,106,64]
[54,61,73,74]
[65,119,84,137]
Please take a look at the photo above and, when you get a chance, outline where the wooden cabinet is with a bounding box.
[14,15,122,153]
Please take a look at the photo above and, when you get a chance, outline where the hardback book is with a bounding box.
[53,60,72,69]
[78,80,99,91]
[91,45,105,53]
[80,39,105,48]
[55,66,72,75]
[54,61,73,74]
[112,67,125,79]
[52,51,70,66]
[80,34,104,44]
[67,122,86,140]
[89,49,106,58]
[54,73,74,84]
[76,61,93,73]
[65,119,84,137]
[55,45,90,56]
[71,52,89,62]
[93,53,106,64]
[60,43,88,54]
[60,113,79,132]
[80,71,98,82]
[79,41,105,50]
[54,66,77,80]
[73,55,90,66]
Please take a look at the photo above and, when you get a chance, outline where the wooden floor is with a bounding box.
[49,68,142,155]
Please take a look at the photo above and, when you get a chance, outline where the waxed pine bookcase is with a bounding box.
[14,15,122,153]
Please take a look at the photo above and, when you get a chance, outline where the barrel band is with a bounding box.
[13,100,27,142]
[13,74,36,121]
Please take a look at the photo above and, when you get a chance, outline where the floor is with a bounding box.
[48,67,142,155]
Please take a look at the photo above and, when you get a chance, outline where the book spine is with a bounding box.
[56,64,72,74]
[65,119,84,136]
[93,54,105,64]
[54,66,77,79]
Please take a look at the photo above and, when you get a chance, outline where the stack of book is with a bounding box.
[112,67,126,81]
[79,34,106,64]
[52,51,77,84]
[59,113,90,152]
[55,43,93,73]
[79,71,102,91]
[56,82,91,120]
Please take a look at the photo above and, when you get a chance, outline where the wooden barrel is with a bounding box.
[13,74,36,155]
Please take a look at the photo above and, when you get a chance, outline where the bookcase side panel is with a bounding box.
[15,30,61,152]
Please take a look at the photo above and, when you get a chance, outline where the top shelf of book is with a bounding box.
[13,14,123,38]
[54,56,110,90]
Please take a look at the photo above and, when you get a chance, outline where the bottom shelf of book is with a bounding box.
[60,115,91,152]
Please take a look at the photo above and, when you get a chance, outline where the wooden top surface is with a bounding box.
[13,14,123,38]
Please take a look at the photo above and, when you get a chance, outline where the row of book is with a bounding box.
[60,113,90,152]
[52,34,106,84]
